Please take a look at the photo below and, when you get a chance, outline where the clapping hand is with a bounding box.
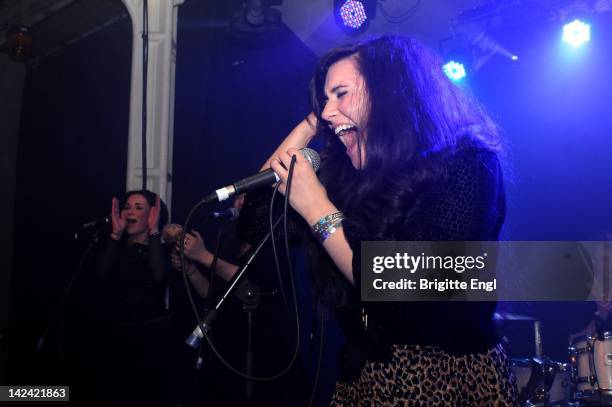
[110,197,126,239]
[148,194,161,234]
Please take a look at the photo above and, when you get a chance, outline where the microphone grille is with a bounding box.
[162,223,183,243]
[300,148,321,172]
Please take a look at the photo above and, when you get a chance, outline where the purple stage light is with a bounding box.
[339,0,368,29]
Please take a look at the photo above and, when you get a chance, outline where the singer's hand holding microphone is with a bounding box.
[269,147,338,227]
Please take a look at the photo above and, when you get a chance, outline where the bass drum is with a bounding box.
[569,333,612,404]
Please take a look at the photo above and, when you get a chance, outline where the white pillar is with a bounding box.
[121,0,184,215]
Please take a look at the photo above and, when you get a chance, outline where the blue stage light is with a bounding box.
[339,0,368,29]
[562,19,590,48]
[443,61,466,81]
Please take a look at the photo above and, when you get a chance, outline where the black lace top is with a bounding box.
[238,146,506,379]
[95,235,169,325]
[332,146,505,377]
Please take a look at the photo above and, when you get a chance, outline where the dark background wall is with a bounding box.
[0,52,25,386]
[9,14,132,385]
[172,4,318,223]
[8,0,328,403]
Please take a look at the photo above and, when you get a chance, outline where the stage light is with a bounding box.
[334,0,375,34]
[245,0,266,26]
[443,61,466,81]
[340,1,367,29]
[562,19,590,48]
[228,0,283,37]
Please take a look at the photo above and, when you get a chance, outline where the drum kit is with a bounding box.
[497,313,612,406]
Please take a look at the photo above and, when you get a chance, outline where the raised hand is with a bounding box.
[110,197,126,239]
[260,113,318,171]
[148,194,161,234]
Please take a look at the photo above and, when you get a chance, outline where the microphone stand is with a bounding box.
[233,275,278,401]
[186,215,284,349]
[37,229,101,380]
[236,280,260,401]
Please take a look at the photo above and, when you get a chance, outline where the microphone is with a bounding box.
[80,216,110,229]
[211,207,240,220]
[203,148,320,203]
[162,223,183,244]
[74,216,110,241]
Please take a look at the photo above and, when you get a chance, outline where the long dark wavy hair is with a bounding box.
[308,36,502,307]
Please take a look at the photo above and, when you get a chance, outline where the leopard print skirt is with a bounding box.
[331,343,517,406]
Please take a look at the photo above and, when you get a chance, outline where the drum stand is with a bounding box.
[515,356,569,406]
[510,319,572,406]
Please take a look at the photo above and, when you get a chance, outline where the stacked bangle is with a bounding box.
[311,211,345,243]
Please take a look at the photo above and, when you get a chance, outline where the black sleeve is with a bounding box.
[344,147,505,288]
[236,188,309,246]
[342,148,504,352]
[96,236,120,281]
[148,234,168,282]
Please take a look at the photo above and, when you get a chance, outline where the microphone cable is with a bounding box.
[269,182,290,313]
[180,155,301,381]
[308,304,326,407]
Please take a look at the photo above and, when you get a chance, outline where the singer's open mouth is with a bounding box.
[334,124,358,136]
[339,129,359,153]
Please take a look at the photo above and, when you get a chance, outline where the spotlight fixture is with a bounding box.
[443,61,467,82]
[334,0,376,34]
[562,19,590,48]
[229,0,283,37]
[440,37,472,82]
[245,0,265,26]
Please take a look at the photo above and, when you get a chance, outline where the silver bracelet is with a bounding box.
[311,211,345,243]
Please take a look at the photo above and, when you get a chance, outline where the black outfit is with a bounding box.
[328,146,516,404]
[94,235,171,406]
[238,146,517,404]
[339,147,504,360]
